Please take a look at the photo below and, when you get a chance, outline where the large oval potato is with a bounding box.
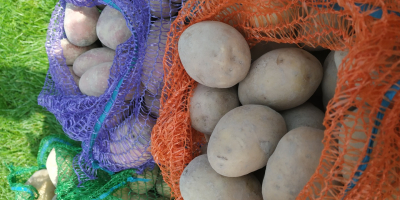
[262,127,324,200]
[97,6,133,50]
[190,84,240,135]
[238,48,323,111]
[178,21,251,88]
[280,102,325,131]
[109,115,156,168]
[129,165,159,194]
[64,3,99,47]
[25,169,55,200]
[150,0,177,18]
[208,105,287,177]
[180,154,263,200]
[141,19,171,96]
[58,39,98,65]
[72,47,115,77]
[79,62,112,97]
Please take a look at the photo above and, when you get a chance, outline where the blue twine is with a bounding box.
[341,80,400,199]
[11,186,36,198]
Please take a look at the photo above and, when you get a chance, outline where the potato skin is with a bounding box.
[238,48,323,111]
[72,47,115,77]
[64,3,99,47]
[96,6,132,50]
[321,51,337,107]
[178,21,251,88]
[208,105,287,177]
[25,169,55,200]
[59,39,97,65]
[190,84,240,135]
[251,41,298,62]
[68,66,80,86]
[180,154,263,200]
[262,127,324,200]
[79,62,112,97]
[280,102,325,131]
[129,166,159,194]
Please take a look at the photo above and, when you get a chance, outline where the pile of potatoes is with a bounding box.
[59,2,177,107]
[178,19,350,200]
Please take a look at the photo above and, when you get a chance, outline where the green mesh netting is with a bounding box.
[7,135,173,200]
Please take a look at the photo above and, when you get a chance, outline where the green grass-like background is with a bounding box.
[0,0,64,199]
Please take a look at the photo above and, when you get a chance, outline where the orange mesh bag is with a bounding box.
[151,0,400,199]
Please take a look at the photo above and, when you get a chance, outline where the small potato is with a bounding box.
[262,127,324,200]
[112,186,131,200]
[190,84,240,135]
[68,66,80,86]
[150,0,178,18]
[46,148,76,188]
[129,166,159,194]
[280,102,325,131]
[178,21,251,88]
[180,154,263,200]
[73,47,115,77]
[238,48,323,111]
[46,148,58,187]
[155,175,172,198]
[334,50,349,69]
[79,62,112,97]
[97,6,133,50]
[251,41,298,62]
[208,105,287,177]
[25,169,55,200]
[144,90,161,117]
[141,19,171,96]
[109,115,156,168]
[64,3,99,47]
[59,39,98,65]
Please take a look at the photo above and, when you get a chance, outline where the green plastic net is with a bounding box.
[7,135,173,200]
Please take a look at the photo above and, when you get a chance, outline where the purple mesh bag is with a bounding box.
[38,0,181,183]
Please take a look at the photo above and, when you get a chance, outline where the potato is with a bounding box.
[64,3,99,47]
[59,39,97,65]
[46,148,58,187]
[321,50,348,107]
[208,105,287,177]
[25,169,55,200]
[150,0,178,18]
[109,115,156,168]
[97,6,132,50]
[68,66,80,86]
[180,154,263,200]
[262,127,324,200]
[46,148,76,188]
[250,41,298,62]
[178,21,251,88]
[190,84,240,135]
[129,165,159,194]
[249,1,294,29]
[338,110,371,179]
[144,90,161,117]
[79,62,112,97]
[280,102,325,131]
[72,47,115,77]
[155,175,172,198]
[112,186,131,200]
[141,19,170,96]
[238,48,323,111]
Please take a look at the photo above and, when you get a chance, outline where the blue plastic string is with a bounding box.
[341,80,400,199]
[11,186,36,199]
